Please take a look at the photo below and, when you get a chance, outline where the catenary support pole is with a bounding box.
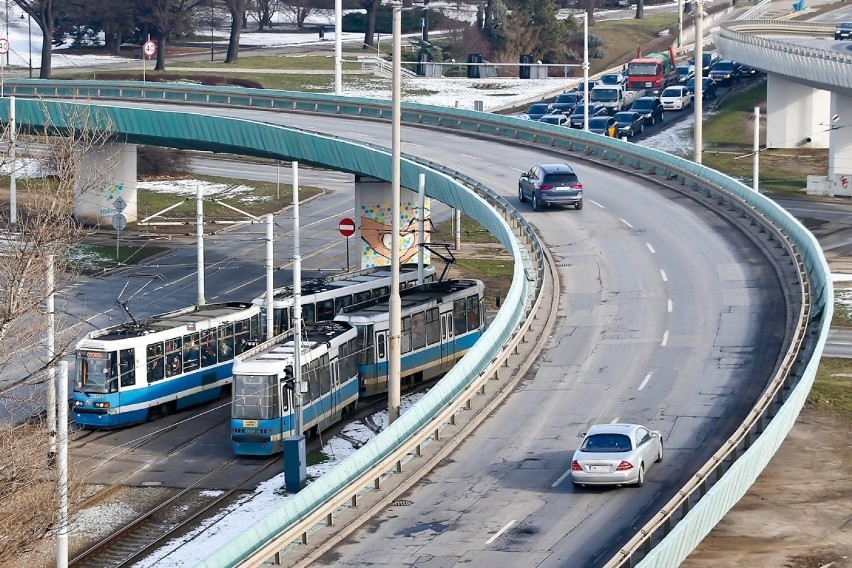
[266,213,274,340]
[335,0,342,94]
[454,209,461,251]
[389,6,402,424]
[196,184,205,305]
[583,13,589,133]
[417,173,425,285]
[56,361,68,568]
[47,255,56,461]
[694,0,704,165]
[293,161,303,435]
[9,95,16,224]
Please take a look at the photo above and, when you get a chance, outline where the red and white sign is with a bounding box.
[338,217,356,237]
[0,38,9,55]
[142,40,157,58]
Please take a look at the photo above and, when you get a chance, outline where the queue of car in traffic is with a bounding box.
[517,53,763,146]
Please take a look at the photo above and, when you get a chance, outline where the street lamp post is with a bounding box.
[389,4,402,424]
[210,1,214,62]
[693,0,704,164]
[582,12,589,132]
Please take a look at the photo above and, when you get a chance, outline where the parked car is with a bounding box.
[613,111,645,138]
[520,102,552,121]
[588,116,618,137]
[659,85,692,111]
[538,113,569,127]
[686,76,718,99]
[547,92,583,115]
[708,60,742,85]
[629,96,664,126]
[570,423,663,488]
[676,63,695,84]
[835,22,852,40]
[518,163,584,211]
[569,102,608,128]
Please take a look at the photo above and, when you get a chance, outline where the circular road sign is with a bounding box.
[112,213,127,231]
[142,40,157,58]
[0,38,9,55]
[339,217,356,237]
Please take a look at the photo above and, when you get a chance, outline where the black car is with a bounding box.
[690,51,720,77]
[686,76,718,99]
[629,96,664,126]
[738,64,762,79]
[518,163,584,211]
[548,92,583,115]
[836,22,852,40]
[613,111,645,138]
[522,102,551,121]
[708,60,742,85]
[569,102,608,128]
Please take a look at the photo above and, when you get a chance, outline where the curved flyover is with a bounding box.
[0,84,831,567]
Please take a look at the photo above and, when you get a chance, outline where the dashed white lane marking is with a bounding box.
[486,520,518,545]
[668,299,673,313]
[638,373,652,391]
[661,330,669,347]
[619,218,633,229]
[646,242,656,254]
[660,269,668,282]
[552,470,571,488]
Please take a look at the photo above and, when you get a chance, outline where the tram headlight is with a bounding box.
[93,402,110,409]
[72,400,84,407]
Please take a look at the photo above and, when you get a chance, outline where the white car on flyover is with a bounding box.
[570,423,663,487]
[659,85,693,111]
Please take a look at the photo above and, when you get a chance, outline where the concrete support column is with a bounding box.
[829,92,852,185]
[765,74,830,149]
[353,175,430,269]
[73,142,138,225]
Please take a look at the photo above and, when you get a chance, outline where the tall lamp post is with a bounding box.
[693,0,704,164]
[581,12,589,132]
[210,0,214,62]
[388,3,402,424]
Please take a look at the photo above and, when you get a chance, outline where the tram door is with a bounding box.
[440,312,454,364]
[375,331,387,392]
[281,380,294,451]
[329,359,340,424]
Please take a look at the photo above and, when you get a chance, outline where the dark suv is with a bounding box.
[518,163,584,211]
[629,97,664,126]
[836,22,852,40]
[708,60,742,85]
[569,103,608,128]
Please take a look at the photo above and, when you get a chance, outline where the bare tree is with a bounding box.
[12,0,61,78]
[224,0,247,63]
[0,101,119,564]
[635,0,644,19]
[362,0,380,49]
[136,0,209,71]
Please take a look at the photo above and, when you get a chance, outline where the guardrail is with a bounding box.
[3,82,831,567]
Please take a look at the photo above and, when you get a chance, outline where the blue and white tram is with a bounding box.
[334,279,486,397]
[72,302,262,428]
[230,321,359,456]
[254,264,435,338]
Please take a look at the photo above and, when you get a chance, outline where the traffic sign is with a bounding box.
[338,217,356,237]
[111,213,127,231]
[142,40,157,58]
[113,196,127,212]
[0,38,9,55]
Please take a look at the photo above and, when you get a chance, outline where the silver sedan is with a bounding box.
[570,423,663,487]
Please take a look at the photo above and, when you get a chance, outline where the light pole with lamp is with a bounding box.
[389,2,402,424]
[581,11,589,132]
[693,0,704,164]
[210,0,214,62]
[20,13,30,77]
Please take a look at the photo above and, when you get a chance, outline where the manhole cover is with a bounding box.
[391,499,413,507]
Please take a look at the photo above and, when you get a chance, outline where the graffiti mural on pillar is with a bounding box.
[359,198,431,268]
[98,182,126,217]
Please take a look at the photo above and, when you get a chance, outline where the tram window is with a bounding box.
[274,307,289,335]
[233,374,277,420]
[235,320,251,355]
[373,286,390,299]
[467,295,481,331]
[183,332,200,372]
[316,299,335,321]
[334,295,353,314]
[219,324,234,361]
[356,325,374,364]
[400,316,412,353]
[119,348,136,387]
[453,299,467,336]
[200,330,217,367]
[377,332,386,360]
[411,311,426,350]
[302,304,316,323]
[249,313,260,341]
[425,308,440,345]
[165,338,183,378]
[146,342,165,382]
[319,354,331,395]
[355,291,371,304]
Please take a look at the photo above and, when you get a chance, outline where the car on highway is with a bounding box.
[613,111,645,138]
[738,63,762,79]
[570,423,663,487]
[538,113,569,127]
[518,163,584,211]
[520,102,552,121]
[547,92,583,115]
[708,60,742,85]
[588,115,618,137]
[660,85,692,111]
[569,102,608,128]
[676,63,695,84]
[599,72,628,87]
[629,96,664,126]
[690,50,721,77]
[686,76,718,99]
[836,22,852,40]
[572,79,600,94]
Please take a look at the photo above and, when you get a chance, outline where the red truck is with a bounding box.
[625,45,678,95]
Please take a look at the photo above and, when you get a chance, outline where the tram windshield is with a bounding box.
[76,350,117,393]
[233,374,281,419]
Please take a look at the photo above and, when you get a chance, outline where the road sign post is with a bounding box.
[142,39,157,83]
[0,38,8,97]
[112,197,128,262]
[339,217,355,271]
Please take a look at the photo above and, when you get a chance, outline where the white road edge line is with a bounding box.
[638,373,652,391]
[486,520,517,545]
[661,330,669,346]
[551,470,571,488]
[611,416,620,423]
[589,199,604,208]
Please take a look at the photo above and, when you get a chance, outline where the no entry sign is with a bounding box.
[339,217,356,237]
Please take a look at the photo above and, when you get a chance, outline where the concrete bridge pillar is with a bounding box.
[765,74,830,149]
[73,142,138,226]
[829,92,852,189]
[353,175,431,269]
